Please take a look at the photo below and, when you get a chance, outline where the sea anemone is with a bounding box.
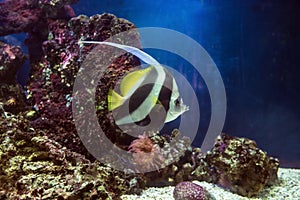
[128,133,164,172]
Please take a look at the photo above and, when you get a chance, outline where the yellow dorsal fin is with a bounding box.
[108,89,123,111]
[120,66,154,96]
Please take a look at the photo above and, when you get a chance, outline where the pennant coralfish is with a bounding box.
[79,40,189,126]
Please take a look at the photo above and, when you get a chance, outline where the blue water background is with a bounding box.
[1,0,299,167]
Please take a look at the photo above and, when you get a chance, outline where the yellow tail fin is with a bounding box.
[108,89,123,111]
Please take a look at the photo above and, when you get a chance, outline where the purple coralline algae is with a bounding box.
[26,13,140,159]
[0,0,76,36]
[205,133,280,197]
[173,181,210,200]
[0,0,77,63]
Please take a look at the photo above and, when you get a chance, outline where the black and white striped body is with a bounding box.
[79,40,189,126]
[114,66,178,126]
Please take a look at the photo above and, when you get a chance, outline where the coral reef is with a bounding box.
[0,0,77,63]
[140,130,219,187]
[0,114,144,199]
[0,6,144,198]
[134,131,279,198]
[38,0,78,11]
[0,0,76,36]
[26,13,140,159]
[173,181,210,200]
[0,41,26,83]
[0,1,280,198]
[0,41,27,115]
[205,133,280,197]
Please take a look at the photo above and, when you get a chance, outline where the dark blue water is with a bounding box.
[1,0,299,167]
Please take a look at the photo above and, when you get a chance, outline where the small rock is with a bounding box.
[173,181,208,200]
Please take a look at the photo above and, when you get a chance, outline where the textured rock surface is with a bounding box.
[205,133,280,197]
[0,0,77,63]
[173,181,210,200]
[0,41,26,84]
[140,130,219,187]
[0,41,27,114]
[0,114,144,199]
[26,13,140,159]
[0,11,144,199]
[121,168,299,200]
[0,0,76,36]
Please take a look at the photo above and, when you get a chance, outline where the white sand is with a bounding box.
[121,168,300,200]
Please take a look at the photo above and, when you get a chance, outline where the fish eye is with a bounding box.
[174,98,180,107]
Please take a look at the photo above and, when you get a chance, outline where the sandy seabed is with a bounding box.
[121,168,300,200]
